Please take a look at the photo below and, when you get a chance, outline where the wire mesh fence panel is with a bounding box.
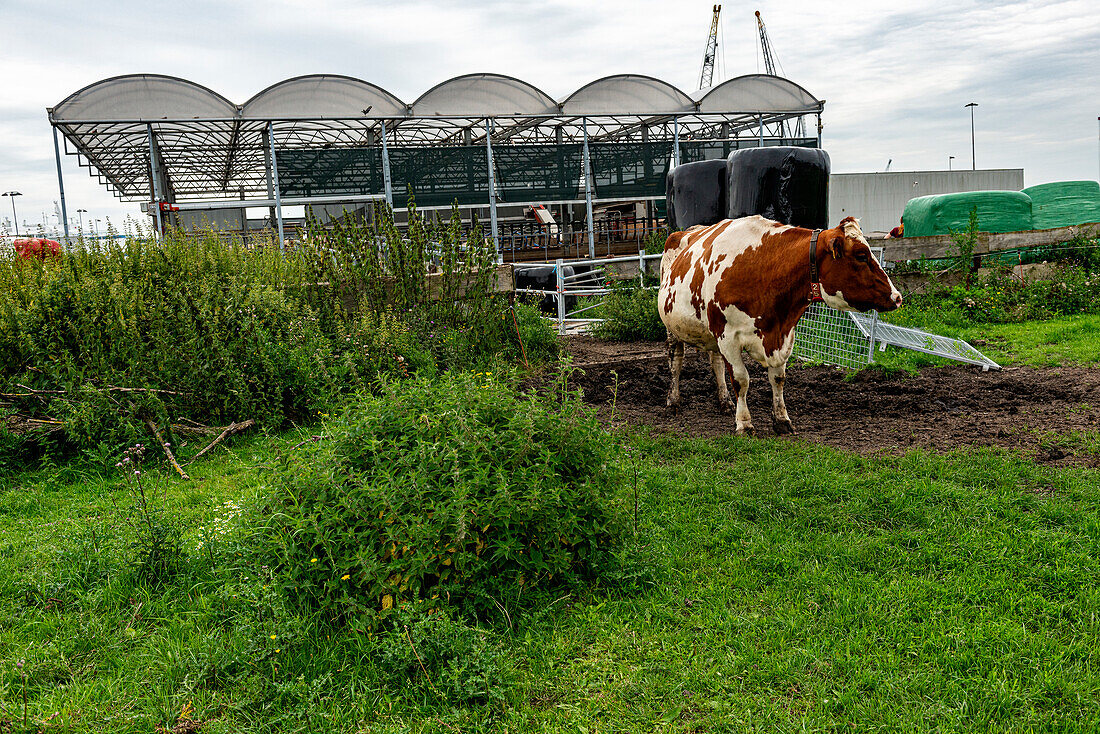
[847,313,1000,370]
[792,302,872,369]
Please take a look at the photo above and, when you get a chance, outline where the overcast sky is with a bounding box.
[0,0,1097,234]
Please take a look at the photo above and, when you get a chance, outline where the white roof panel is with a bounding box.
[412,73,557,117]
[694,74,822,114]
[562,75,694,115]
[51,74,236,121]
[242,75,406,119]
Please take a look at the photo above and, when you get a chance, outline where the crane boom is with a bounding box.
[755,10,778,77]
[698,4,721,90]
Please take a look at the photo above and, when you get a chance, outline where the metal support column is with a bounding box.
[262,127,276,228]
[582,117,596,259]
[51,127,71,241]
[146,124,163,238]
[672,116,681,168]
[485,118,500,260]
[380,121,393,210]
[555,258,566,334]
[816,113,823,148]
[267,121,285,252]
[758,115,764,147]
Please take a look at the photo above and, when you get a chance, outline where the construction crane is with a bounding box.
[754,10,780,76]
[698,4,721,90]
[754,10,803,140]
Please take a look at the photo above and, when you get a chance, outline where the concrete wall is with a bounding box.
[829,169,1025,236]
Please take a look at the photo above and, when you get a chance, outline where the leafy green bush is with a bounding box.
[0,204,550,456]
[256,372,623,625]
[895,264,1100,326]
[592,280,666,341]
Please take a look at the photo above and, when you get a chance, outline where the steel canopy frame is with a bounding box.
[48,110,822,204]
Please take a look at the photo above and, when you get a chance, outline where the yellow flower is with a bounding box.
[270,634,277,640]
[274,648,280,653]
[341,574,350,580]
[310,558,318,563]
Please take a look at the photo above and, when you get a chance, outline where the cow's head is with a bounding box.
[817,217,902,312]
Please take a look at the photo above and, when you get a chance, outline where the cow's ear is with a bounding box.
[828,237,844,258]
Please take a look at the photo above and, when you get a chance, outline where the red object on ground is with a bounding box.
[12,238,62,260]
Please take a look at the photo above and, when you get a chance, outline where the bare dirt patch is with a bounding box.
[563,336,1100,466]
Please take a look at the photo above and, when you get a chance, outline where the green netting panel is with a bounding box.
[278,138,820,207]
[1022,181,1100,230]
[902,191,1032,237]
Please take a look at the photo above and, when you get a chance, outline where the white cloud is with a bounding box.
[0,0,1097,231]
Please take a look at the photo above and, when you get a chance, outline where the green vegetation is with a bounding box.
[591,278,666,342]
[3,414,1100,731]
[0,205,557,462]
[254,372,623,625]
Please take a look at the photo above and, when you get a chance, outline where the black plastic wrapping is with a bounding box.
[666,159,729,230]
[726,147,830,229]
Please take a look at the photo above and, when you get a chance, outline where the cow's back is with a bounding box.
[658,216,786,350]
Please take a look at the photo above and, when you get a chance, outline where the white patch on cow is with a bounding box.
[821,288,853,311]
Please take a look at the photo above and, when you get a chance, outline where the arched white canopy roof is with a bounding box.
[561,74,695,115]
[693,74,822,114]
[242,75,406,119]
[412,73,557,117]
[51,74,237,121]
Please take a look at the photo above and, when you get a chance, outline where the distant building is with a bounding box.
[829,169,1025,236]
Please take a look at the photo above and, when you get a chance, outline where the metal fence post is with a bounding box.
[555,257,566,334]
[380,121,393,209]
[146,124,163,238]
[866,310,879,364]
[485,118,501,262]
[51,126,70,242]
[638,249,645,286]
[672,116,681,168]
[267,121,285,253]
[581,118,595,260]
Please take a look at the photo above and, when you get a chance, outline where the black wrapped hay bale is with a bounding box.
[726,147,830,229]
[666,159,729,230]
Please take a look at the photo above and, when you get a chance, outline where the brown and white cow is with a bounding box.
[658,215,902,435]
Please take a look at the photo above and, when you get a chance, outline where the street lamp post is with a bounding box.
[2,191,22,236]
[965,102,978,170]
[949,155,955,171]
[76,208,87,233]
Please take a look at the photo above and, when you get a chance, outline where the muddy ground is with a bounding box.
[563,337,1100,467]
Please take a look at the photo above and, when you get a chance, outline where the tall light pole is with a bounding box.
[2,191,21,236]
[76,208,87,232]
[949,155,955,171]
[965,102,978,170]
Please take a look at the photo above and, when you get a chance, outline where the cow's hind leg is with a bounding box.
[666,334,685,413]
[709,351,734,414]
[768,362,795,435]
[718,340,753,435]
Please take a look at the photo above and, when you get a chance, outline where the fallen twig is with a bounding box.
[186,419,255,464]
[146,419,189,480]
[288,435,323,451]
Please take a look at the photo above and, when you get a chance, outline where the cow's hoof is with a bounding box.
[736,424,755,437]
[666,402,682,416]
[773,419,796,436]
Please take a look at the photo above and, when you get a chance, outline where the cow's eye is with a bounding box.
[855,252,870,264]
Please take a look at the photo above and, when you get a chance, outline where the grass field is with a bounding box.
[3,316,1100,732]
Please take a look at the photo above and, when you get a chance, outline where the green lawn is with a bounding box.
[3,420,1100,731]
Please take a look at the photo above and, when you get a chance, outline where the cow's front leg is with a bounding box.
[768,362,795,435]
[709,351,734,414]
[666,335,685,413]
[718,340,753,435]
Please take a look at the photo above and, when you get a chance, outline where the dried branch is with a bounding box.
[186,419,255,464]
[146,419,189,481]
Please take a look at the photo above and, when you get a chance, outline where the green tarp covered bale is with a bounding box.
[1022,180,1100,229]
[902,191,1032,237]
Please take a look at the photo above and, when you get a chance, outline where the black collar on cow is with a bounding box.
[808,229,824,302]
